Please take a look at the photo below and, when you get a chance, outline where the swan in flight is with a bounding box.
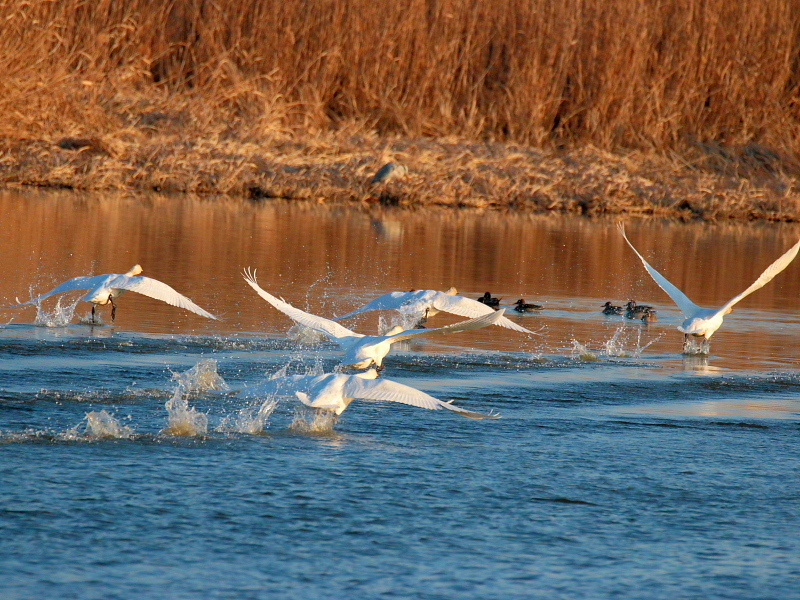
[333,288,537,334]
[244,369,500,419]
[243,269,505,369]
[8,265,217,322]
[618,224,800,351]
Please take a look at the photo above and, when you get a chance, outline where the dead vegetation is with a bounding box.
[1,0,800,220]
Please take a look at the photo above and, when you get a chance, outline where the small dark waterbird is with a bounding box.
[477,292,501,310]
[625,300,654,320]
[513,299,543,312]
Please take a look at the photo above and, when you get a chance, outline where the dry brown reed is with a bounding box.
[1,0,800,219]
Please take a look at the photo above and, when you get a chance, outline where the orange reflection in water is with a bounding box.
[1,188,800,370]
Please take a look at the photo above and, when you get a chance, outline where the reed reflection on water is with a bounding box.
[1,188,800,369]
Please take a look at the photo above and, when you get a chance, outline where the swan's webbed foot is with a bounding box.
[110,297,117,322]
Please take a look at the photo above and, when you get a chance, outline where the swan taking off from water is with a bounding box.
[243,269,505,369]
[8,265,218,322]
[619,224,800,351]
[333,288,537,334]
[244,369,500,419]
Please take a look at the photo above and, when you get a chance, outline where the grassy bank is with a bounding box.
[1,0,800,219]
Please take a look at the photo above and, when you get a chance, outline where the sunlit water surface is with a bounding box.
[1,190,799,599]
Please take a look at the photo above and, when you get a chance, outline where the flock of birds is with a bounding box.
[6,224,800,422]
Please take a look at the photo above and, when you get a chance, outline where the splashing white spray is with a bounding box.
[164,359,228,435]
[33,297,79,327]
[66,409,134,439]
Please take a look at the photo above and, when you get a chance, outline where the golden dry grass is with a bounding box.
[1,0,800,220]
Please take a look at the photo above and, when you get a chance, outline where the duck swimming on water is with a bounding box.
[602,301,623,315]
[625,300,654,320]
[477,292,501,309]
[641,309,658,323]
[513,299,543,312]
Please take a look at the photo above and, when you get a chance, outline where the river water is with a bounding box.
[0,189,798,599]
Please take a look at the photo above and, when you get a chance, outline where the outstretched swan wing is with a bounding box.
[432,293,538,334]
[243,269,360,341]
[118,276,218,319]
[344,377,500,419]
[618,224,701,318]
[719,237,800,313]
[334,291,421,320]
[7,275,108,307]
[386,308,506,343]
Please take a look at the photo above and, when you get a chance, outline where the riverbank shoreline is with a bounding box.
[2,133,799,222]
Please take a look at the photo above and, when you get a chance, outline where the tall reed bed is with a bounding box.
[1,0,799,154]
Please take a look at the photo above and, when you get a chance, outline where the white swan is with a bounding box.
[243,269,504,369]
[8,265,217,322]
[244,369,500,419]
[619,224,800,349]
[333,288,537,334]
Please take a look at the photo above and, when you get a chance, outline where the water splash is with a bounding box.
[573,327,665,360]
[289,408,338,434]
[286,323,326,344]
[77,311,104,326]
[170,358,230,394]
[66,410,134,439]
[570,340,599,361]
[378,312,421,335]
[163,386,209,436]
[33,297,79,327]
[163,359,227,436]
[217,398,279,434]
[683,337,710,356]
